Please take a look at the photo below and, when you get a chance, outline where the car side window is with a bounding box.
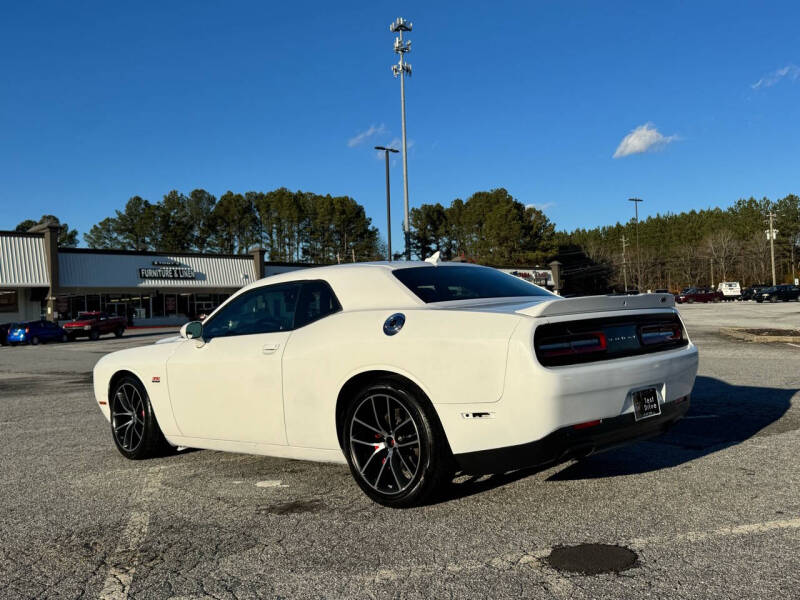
[203,283,301,340]
[294,280,342,329]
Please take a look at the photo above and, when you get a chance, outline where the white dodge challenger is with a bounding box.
[93,261,698,507]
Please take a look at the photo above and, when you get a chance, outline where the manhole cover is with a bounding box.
[546,543,638,575]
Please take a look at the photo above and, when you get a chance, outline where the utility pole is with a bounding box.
[375,146,399,261]
[390,17,413,260]
[621,235,629,292]
[767,211,777,286]
[628,198,643,290]
[710,257,714,289]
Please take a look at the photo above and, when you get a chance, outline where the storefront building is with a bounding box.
[0,225,307,326]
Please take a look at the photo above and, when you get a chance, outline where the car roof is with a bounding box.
[241,261,488,311]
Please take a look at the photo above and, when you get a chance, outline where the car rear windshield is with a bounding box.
[393,266,553,303]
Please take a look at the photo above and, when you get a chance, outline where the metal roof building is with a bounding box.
[0,226,307,327]
[0,232,50,287]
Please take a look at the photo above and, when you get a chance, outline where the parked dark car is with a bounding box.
[741,285,768,301]
[675,287,723,304]
[754,285,800,303]
[0,322,11,345]
[63,311,126,341]
[6,320,69,345]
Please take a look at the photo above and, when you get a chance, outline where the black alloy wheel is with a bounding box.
[343,380,452,508]
[110,376,172,459]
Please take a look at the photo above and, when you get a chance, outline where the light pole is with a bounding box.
[390,17,412,260]
[628,198,643,290]
[375,146,399,261]
[766,211,777,286]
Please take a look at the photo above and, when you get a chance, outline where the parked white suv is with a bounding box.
[717,281,741,301]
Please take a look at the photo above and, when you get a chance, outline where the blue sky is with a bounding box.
[1,1,799,245]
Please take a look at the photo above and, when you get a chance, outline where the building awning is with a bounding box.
[58,249,256,291]
[0,233,50,287]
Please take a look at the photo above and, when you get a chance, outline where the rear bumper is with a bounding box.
[454,397,689,474]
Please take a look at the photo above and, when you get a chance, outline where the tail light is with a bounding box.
[537,332,607,359]
[639,323,682,346]
[25,327,30,334]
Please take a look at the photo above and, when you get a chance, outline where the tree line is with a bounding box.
[81,188,383,263]
[406,188,557,265]
[565,194,800,291]
[14,189,799,292]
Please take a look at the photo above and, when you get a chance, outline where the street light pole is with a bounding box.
[390,17,413,260]
[767,211,777,286]
[621,235,628,292]
[375,146,399,261]
[628,198,643,290]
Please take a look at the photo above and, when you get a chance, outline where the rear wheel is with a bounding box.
[343,380,452,507]
[30,336,40,345]
[110,376,171,459]
[114,327,124,338]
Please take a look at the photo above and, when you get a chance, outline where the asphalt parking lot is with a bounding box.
[1,303,799,599]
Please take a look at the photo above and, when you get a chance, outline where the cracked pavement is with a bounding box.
[1,303,799,599]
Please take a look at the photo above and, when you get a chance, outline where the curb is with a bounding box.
[719,327,800,343]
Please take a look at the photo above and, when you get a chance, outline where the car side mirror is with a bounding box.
[181,321,204,340]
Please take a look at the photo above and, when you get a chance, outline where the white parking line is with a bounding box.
[787,343,800,349]
[98,467,164,600]
[357,515,800,592]
[628,515,800,548]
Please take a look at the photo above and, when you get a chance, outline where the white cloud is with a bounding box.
[526,202,555,211]
[375,137,414,161]
[347,124,387,147]
[751,64,800,89]
[613,123,679,159]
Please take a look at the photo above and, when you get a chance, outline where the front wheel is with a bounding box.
[114,327,124,338]
[30,336,40,345]
[60,333,69,343]
[343,380,451,508]
[110,376,172,459]
[89,329,100,341]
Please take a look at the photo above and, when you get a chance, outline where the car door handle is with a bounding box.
[262,343,280,354]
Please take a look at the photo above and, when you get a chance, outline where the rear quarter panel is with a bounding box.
[281,308,521,450]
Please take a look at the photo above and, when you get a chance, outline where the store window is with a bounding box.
[0,289,18,312]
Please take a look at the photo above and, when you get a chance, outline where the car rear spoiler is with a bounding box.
[516,293,675,318]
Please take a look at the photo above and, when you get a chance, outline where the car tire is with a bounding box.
[687,298,695,304]
[771,296,778,303]
[114,327,124,338]
[60,333,69,343]
[342,379,452,508]
[30,336,40,345]
[89,329,100,341]
[110,375,172,460]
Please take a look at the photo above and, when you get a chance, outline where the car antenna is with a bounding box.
[424,251,441,266]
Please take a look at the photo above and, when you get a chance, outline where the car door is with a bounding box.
[166,282,302,444]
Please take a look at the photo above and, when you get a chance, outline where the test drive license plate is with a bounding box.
[632,387,661,421]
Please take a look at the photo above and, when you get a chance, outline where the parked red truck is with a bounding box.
[63,311,126,341]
